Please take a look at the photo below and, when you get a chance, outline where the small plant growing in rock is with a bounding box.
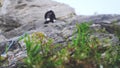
[72,23,91,59]
[70,23,100,67]
[70,22,120,68]
[24,33,41,68]
[22,32,57,68]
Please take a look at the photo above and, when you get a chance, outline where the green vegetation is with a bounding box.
[19,22,120,68]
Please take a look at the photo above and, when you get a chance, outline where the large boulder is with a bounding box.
[1,0,76,24]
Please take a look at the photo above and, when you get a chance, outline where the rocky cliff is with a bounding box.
[0,0,75,24]
[0,0,120,68]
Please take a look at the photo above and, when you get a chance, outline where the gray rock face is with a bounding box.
[0,0,120,67]
[0,0,76,42]
[0,14,120,67]
[2,15,120,43]
[0,15,21,32]
[100,21,120,35]
[0,34,6,42]
[1,0,76,24]
[66,14,120,25]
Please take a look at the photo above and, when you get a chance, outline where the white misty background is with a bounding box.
[53,0,120,15]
